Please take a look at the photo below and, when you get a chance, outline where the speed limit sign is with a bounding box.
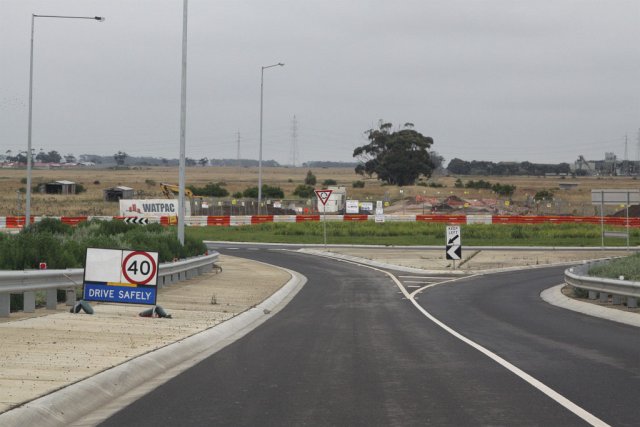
[122,250,158,285]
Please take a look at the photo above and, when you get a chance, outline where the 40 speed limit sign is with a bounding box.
[83,248,159,305]
[122,251,158,285]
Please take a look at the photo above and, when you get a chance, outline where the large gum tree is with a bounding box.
[353,122,435,186]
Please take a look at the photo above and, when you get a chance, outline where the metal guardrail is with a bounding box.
[0,252,220,317]
[564,261,639,307]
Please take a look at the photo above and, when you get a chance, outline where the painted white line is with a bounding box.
[404,280,434,284]
[398,276,452,279]
[406,285,422,288]
[319,253,610,427]
[397,275,609,427]
[226,247,239,250]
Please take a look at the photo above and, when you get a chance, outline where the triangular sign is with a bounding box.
[315,189,333,206]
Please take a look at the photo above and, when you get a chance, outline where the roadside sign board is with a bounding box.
[446,225,462,260]
[591,189,640,205]
[346,200,359,214]
[83,248,159,305]
[315,189,333,206]
[375,200,385,223]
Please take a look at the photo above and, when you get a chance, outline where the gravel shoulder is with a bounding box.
[0,255,289,413]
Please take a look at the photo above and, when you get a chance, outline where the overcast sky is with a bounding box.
[1,0,639,166]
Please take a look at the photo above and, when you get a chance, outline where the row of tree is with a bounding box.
[447,158,572,176]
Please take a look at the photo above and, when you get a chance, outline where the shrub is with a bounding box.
[75,183,87,194]
[323,179,337,186]
[352,180,365,188]
[188,182,229,197]
[293,184,315,199]
[242,185,284,199]
[534,189,554,201]
[304,170,317,186]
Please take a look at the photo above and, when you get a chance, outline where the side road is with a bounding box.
[0,255,294,417]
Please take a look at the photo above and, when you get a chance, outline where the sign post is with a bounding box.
[315,189,332,248]
[591,189,639,250]
[445,225,462,269]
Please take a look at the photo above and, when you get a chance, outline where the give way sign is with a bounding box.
[315,189,333,206]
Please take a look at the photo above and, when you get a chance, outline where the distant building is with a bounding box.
[103,186,134,202]
[41,180,76,195]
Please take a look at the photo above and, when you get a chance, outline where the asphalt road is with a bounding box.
[418,266,640,426]
[98,248,637,426]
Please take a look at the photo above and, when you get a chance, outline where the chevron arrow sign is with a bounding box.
[123,217,149,225]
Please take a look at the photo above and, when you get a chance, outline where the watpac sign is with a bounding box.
[119,199,191,217]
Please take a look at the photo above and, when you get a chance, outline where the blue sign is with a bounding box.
[84,282,157,305]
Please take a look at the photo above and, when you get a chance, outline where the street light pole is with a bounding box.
[258,62,284,214]
[26,14,104,226]
[177,0,189,245]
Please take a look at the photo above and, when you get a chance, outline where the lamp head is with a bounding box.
[95,16,105,22]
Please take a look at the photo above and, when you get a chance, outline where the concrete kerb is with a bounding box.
[296,248,602,276]
[0,267,307,427]
[541,285,640,328]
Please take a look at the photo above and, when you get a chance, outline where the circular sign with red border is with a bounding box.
[122,251,157,285]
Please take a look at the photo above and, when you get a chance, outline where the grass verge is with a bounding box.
[186,222,640,247]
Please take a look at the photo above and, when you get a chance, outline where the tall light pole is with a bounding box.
[258,62,284,214]
[26,14,105,226]
[177,0,188,245]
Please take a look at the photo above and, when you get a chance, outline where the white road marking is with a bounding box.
[394,273,610,427]
[404,280,434,284]
[320,253,610,427]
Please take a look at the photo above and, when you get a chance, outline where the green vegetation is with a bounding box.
[186,221,640,247]
[589,253,640,281]
[0,218,206,270]
[352,180,365,188]
[188,182,229,197]
[304,170,317,186]
[241,185,284,199]
[323,179,338,186]
[354,121,436,186]
[293,184,315,198]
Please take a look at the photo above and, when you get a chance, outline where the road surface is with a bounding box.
[97,247,638,426]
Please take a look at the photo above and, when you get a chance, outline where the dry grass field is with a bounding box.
[0,165,638,217]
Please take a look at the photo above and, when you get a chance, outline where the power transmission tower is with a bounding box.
[290,115,299,167]
[236,131,241,167]
[624,134,628,175]
[636,128,640,176]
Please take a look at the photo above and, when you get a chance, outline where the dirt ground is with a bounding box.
[1,166,638,217]
[0,255,289,412]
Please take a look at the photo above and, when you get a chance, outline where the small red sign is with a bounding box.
[39,262,47,270]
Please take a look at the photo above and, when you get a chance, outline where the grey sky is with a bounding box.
[1,0,639,166]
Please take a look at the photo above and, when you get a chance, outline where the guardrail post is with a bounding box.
[612,295,623,305]
[588,291,597,300]
[46,289,57,310]
[65,289,76,306]
[23,291,36,313]
[0,292,9,317]
[628,297,638,308]
[598,292,609,303]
